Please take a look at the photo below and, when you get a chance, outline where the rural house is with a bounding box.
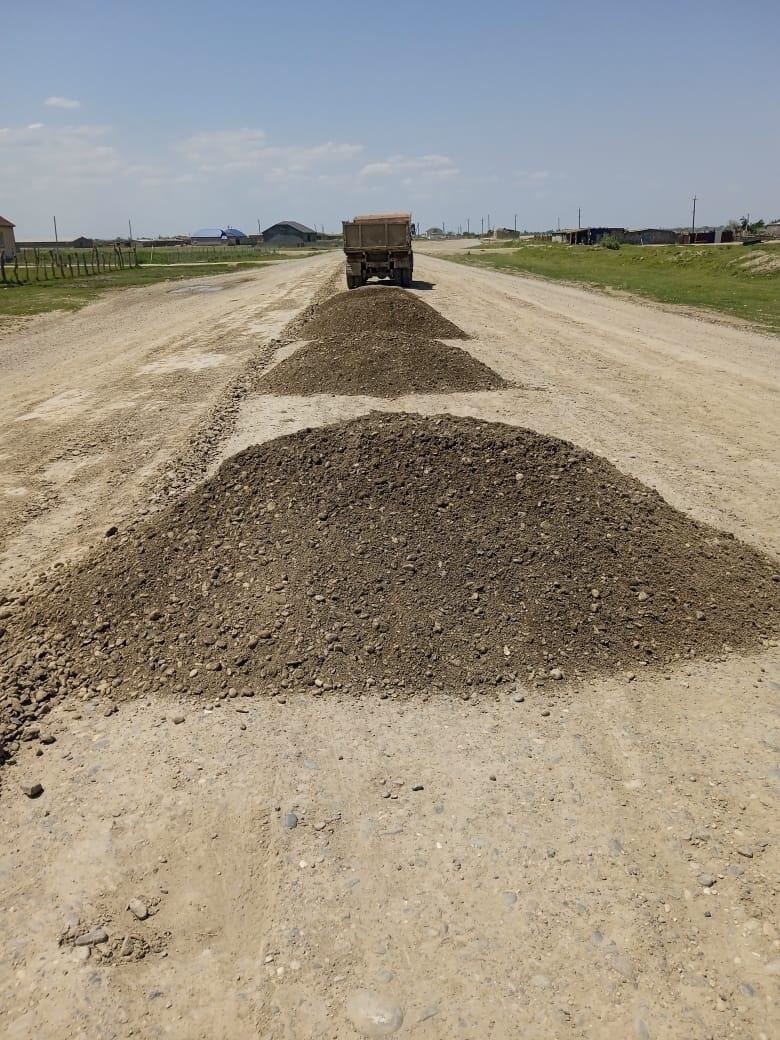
[0,216,16,258]
[262,221,318,247]
[191,227,248,245]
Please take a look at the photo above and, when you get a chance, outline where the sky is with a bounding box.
[1,0,778,238]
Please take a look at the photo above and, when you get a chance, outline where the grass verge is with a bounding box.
[446,241,780,333]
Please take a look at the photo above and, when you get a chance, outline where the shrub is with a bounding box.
[600,234,622,250]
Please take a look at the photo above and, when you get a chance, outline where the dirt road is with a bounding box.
[1,254,778,1040]
[0,253,334,591]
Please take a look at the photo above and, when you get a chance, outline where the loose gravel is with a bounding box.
[256,286,507,398]
[257,329,507,397]
[3,413,777,766]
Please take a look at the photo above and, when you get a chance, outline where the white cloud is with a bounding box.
[177,128,363,180]
[44,96,81,110]
[1,118,469,236]
[359,154,459,181]
[0,123,120,188]
[515,169,550,182]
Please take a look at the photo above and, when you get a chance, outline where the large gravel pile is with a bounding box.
[257,330,506,397]
[256,286,507,397]
[3,414,777,763]
[298,286,467,341]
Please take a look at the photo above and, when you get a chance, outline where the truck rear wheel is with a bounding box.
[346,273,362,290]
[401,268,413,288]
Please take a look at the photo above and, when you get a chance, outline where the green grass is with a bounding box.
[0,262,267,318]
[447,241,780,333]
[136,243,340,265]
[135,246,275,264]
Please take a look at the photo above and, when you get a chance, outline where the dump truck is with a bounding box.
[342,212,413,289]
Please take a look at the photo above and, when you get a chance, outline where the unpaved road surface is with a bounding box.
[0,253,334,591]
[1,253,779,1040]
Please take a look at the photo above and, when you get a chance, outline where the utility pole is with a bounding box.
[578,207,581,229]
[257,218,262,237]
[691,195,697,241]
[557,216,560,231]
[53,215,59,249]
[467,217,470,234]
[128,218,133,243]
[514,213,517,232]
[481,216,484,235]
[487,212,491,233]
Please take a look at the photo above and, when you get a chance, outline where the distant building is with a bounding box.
[0,215,16,258]
[623,228,677,246]
[191,226,248,245]
[676,228,734,245]
[552,226,625,245]
[424,227,445,239]
[493,227,521,240]
[262,221,318,247]
[134,238,192,248]
[761,220,780,240]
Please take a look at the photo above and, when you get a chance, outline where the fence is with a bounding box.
[135,245,271,265]
[0,245,138,285]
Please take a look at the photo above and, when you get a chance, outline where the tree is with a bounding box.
[739,216,765,235]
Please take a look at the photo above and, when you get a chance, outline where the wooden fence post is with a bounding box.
[68,254,74,278]
[0,250,6,285]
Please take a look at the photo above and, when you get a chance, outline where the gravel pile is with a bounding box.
[3,414,777,764]
[256,286,507,398]
[298,286,467,341]
[257,330,507,397]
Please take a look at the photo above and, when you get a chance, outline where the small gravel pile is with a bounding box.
[255,286,506,398]
[257,329,507,397]
[298,286,467,341]
[2,414,777,763]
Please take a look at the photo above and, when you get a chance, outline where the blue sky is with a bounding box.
[2,0,778,237]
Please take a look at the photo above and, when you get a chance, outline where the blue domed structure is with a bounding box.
[191,226,248,245]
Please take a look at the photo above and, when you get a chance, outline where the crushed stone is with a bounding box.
[3,414,777,762]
